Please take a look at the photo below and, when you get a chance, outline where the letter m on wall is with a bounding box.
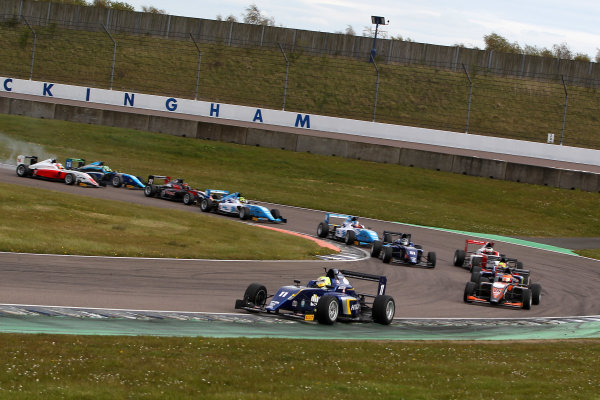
[295,114,310,128]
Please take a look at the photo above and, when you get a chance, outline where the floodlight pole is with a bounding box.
[370,16,387,62]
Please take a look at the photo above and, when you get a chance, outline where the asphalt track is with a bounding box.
[1,166,599,328]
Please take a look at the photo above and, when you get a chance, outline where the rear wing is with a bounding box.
[147,175,171,184]
[339,269,388,296]
[325,213,352,224]
[65,158,85,169]
[382,231,411,244]
[16,155,38,165]
[465,239,493,252]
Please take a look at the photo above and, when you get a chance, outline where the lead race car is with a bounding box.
[371,231,436,268]
[235,268,395,325]
[66,158,145,189]
[15,155,100,187]
[198,190,286,223]
[316,213,379,245]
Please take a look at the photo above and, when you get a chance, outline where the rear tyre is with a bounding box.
[464,281,477,303]
[243,283,267,308]
[316,295,338,325]
[317,222,329,238]
[383,233,393,243]
[470,266,482,282]
[239,206,251,220]
[111,175,123,188]
[427,251,436,267]
[16,164,28,177]
[382,246,393,264]
[521,288,532,310]
[144,184,156,197]
[454,250,465,266]
[183,193,194,205]
[530,283,542,305]
[64,173,76,185]
[345,230,356,245]
[200,198,212,212]
[371,240,382,258]
[372,295,395,325]
[517,261,524,269]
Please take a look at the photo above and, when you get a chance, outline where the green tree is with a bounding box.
[141,5,166,14]
[552,42,572,59]
[242,4,275,26]
[483,32,521,53]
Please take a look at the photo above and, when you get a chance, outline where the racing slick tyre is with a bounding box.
[469,257,481,272]
[144,184,156,197]
[521,288,532,310]
[345,230,356,245]
[111,175,123,188]
[453,249,465,267]
[16,164,29,177]
[183,193,194,206]
[316,295,339,325]
[270,209,282,219]
[470,266,482,282]
[427,251,436,267]
[517,261,524,269]
[317,222,329,238]
[243,283,267,309]
[200,198,213,212]
[372,295,395,325]
[464,281,477,303]
[239,206,251,220]
[383,232,393,243]
[530,283,542,305]
[64,173,76,185]
[371,240,383,258]
[382,246,393,264]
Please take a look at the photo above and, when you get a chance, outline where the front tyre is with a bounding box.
[382,246,393,264]
[64,173,76,185]
[239,206,251,220]
[243,283,267,308]
[183,193,194,205]
[530,283,542,305]
[372,295,395,325]
[521,288,532,310]
[371,240,382,258]
[464,281,477,303]
[454,249,465,266]
[427,251,436,267]
[316,295,339,325]
[345,230,356,245]
[111,175,123,188]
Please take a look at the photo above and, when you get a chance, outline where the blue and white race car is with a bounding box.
[66,158,145,189]
[316,213,379,245]
[235,268,395,325]
[198,190,286,223]
[371,231,436,268]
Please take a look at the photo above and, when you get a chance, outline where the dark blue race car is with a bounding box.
[235,268,395,325]
[371,231,436,268]
[66,158,145,189]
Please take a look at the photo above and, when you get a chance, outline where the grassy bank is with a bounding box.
[0,182,331,259]
[0,334,598,399]
[1,114,599,241]
[1,23,599,149]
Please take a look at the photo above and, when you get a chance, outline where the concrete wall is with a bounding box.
[1,95,598,193]
[1,0,598,86]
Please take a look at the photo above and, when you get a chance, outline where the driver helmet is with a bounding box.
[315,276,331,288]
[55,162,64,169]
[502,274,512,283]
[400,237,409,246]
[239,196,247,203]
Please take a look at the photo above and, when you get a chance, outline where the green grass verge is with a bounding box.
[1,23,600,149]
[0,182,332,259]
[1,114,599,239]
[0,334,598,399]
[576,249,600,259]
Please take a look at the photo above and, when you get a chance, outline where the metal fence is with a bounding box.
[1,7,599,149]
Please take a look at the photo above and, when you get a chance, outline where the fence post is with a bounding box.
[22,17,37,80]
[189,33,203,100]
[260,25,265,46]
[462,63,473,133]
[278,43,289,110]
[560,75,568,145]
[370,54,380,122]
[228,22,233,46]
[101,23,117,90]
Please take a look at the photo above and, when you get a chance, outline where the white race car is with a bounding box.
[16,155,100,187]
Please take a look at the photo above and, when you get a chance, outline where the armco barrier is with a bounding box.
[1,95,599,193]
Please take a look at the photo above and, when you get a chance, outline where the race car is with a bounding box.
[235,268,395,325]
[463,265,541,309]
[67,159,145,189]
[470,262,542,305]
[316,213,379,245]
[143,175,203,205]
[198,190,286,223]
[453,239,520,272]
[371,231,436,268]
[15,155,100,187]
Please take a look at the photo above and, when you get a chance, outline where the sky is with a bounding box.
[122,0,600,59]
